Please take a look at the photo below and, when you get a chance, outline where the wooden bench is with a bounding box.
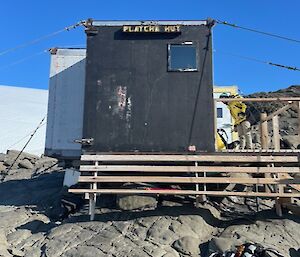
[69,153,300,220]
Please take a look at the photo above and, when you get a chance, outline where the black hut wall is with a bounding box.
[83,25,214,152]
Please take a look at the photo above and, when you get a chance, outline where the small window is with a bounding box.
[217,108,223,118]
[168,44,197,71]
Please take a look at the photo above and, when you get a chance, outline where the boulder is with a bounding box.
[6,150,39,162]
[172,236,200,256]
[0,162,6,172]
[19,159,34,169]
[116,194,158,210]
[208,237,236,253]
[3,157,18,167]
[34,157,58,169]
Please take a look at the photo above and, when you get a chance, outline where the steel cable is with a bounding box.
[216,20,300,44]
[0,21,85,57]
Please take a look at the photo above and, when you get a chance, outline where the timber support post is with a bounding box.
[298,101,300,137]
[272,115,280,151]
[260,113,269,149]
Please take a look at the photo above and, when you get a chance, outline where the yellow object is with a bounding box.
[226,96,247,125]
[214,86,239,150]
[216,132,226,150]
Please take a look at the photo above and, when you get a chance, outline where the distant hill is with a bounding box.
[246,85,300,136]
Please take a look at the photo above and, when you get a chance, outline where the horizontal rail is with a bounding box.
[80,165,300,173]
[221,149,300,153]
[280,173,300,191]
[78,176,300,185]
[68,188,300,198]
[262,103,295,122]
[215,97,300,102]
[81,154,299,163]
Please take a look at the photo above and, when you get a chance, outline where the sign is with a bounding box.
[123,25,181,33]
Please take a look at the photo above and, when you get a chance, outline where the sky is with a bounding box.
[0,0,299,94]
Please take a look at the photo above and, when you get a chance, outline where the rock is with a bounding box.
[0,232,13,256]
[172,236,200,256]
[6,150,39,162]
[8,247,25,256]
[63,245,107,257]
[0,153,6,162]
[34,156,58,169]
[146,217,177,245]
[3,168,34,181]
[116,194,158,210]
[19,159,34,169]
[3,157,18,167]
[208,237,236,253]
[0,162,6,172]
[282,135,300,149]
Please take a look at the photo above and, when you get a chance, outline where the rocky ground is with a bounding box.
[0,150,300,257]
[0,86,299,257]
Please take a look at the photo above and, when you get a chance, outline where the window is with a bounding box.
[217,108,223,118]
[168,44,197,71]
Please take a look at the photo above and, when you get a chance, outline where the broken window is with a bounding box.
[168,44,198,71]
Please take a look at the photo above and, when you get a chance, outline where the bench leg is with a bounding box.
[275,197,282,217]
[89,193,96,221]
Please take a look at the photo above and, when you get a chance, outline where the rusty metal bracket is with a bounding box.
[74,138,94,146]
[83,18,98,36]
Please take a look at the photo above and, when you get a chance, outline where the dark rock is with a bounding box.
[116,194,158,210]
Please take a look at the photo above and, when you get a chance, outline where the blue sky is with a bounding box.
[0,0,299,94]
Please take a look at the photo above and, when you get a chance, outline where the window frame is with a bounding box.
[217,107,223,118]
[167,43,198,72]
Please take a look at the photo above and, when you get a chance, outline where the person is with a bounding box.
[220,93,253,149]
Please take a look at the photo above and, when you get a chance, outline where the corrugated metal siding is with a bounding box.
[45,49,86,158]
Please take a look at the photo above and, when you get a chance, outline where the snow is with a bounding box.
[0,85,48,155]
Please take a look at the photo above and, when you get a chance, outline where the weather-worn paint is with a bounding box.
[83,21,215,152]
[45,48,86,158]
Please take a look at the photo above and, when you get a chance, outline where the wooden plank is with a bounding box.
[298,101,300,137]
[68,188,300,198]
[272,115,280,151]
[215,97,300,102]
[81,154,299,163]
[262,104,294,122]
[222,149,300,153]
[77,176,300,185]
[260,113,268,150]
[80,165,300,173]
[279,173,300,192]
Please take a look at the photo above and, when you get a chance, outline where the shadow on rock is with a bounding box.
[16,219,56,234]
[0,172,65,218]
[67,201,300,230]
[289,248,300,257]
[68,204,223,228]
